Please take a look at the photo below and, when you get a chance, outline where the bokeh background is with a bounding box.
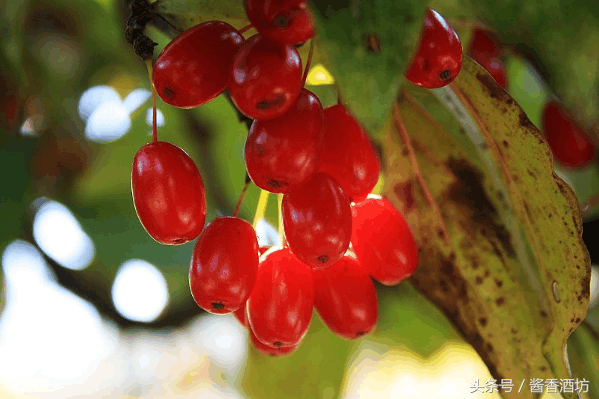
[1,0,598,398]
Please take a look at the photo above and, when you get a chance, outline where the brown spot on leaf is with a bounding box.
[475,276,483,285]
[502,140,509,148]
[446,158,516,258]
[476,72,507,101]
[495,297,505,306]
[393,180,415,212]
[518,111,534,128]
[365,33,382,53]
[479,317,488,327]
[540,310,548,317]
[494,278,503,288]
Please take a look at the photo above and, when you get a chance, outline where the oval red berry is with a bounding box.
[132,141,206,245]
[152,21,244,108]
[351,195,419,285]
[189,217,259,314]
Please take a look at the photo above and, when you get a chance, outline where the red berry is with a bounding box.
[189,217,259,314]
[318,104,380,203]
[245,88,324,193]
[132,141,206,245]
[467,29,507,89]
[233,245,271,329]
[351,195,418,285]
[247,247,313,347]
[405,9,463,88]
[229,34,303,120]
[542,101,596,168]
[468,28,501,63]
[152,21,244,108]
[249,324,298,356]
[282,172,352,268]
[244,0,315,45]
[313,255,378,339]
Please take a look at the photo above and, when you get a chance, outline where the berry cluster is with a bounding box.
[131,3,462,356]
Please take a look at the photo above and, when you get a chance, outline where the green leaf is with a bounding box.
[382,57,590,398]
[309,0,425,137]
[152,0,248,32]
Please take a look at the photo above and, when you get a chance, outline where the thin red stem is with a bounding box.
[233,180,251,218]
[239,24,253,35]
[302,39,314,87]
[146,59,158,143]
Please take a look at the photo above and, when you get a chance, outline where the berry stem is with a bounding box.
[252,189,270,229]
[301,39,314,87]
[233,178,252,218]
[146,59,158,143]
[239,23,253,35]
[392,101,452,249]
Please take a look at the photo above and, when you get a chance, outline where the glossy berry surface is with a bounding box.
[249,324,298,356]
[468,29,507,89]
[189,217,259,314]
[351,195,418,285]
[245,88,324,193]
[247,247,314,347]
[244,0,315,45]
[229,34,303,120]
[153,21,244,108]
[405,8,462,88]
[132,141,206,245]
[313,255,378,340]
[542,101,596,168]
[318,104,380,203]
[282,172,352,268]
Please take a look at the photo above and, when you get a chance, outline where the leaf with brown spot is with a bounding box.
[383,57,590,398]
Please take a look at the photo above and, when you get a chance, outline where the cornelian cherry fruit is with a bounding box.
[282,172,352,268]
[189,217,259,314]
[132,141,206,245]
[542,101,596,168]
[245,88,324,193]
[152,21,244,108]
[468,28,507,89]
[318,104,380,203]
[244,0,315,45]
[247,247,314,348]
[405,8,462,88]
[313,255,378,339]
[351,195,419,285]
[229,34,303,120]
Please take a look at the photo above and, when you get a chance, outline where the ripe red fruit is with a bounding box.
[152,21,244,108]
[313,255,378,339]
[405,8,463,88]
[468,28,501,63]
[467,29,507,89]
[245,88,324,193]
[318,104,380,203]
[249,326,298,356]
[282,172,352,268]
[244,0,315,45]
[189,217,259,314]
[229,34,303,120]
[132,141,206,245]
[351,195,418,285]
[247,247,314,347]
[542,101,596,168]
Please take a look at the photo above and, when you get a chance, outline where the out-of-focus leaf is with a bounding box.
[382,57,590,398]
[152,0,247,32]
[567,321,598,399]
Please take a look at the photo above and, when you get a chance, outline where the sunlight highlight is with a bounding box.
[32,199,95,270]
[111,259,169,323]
